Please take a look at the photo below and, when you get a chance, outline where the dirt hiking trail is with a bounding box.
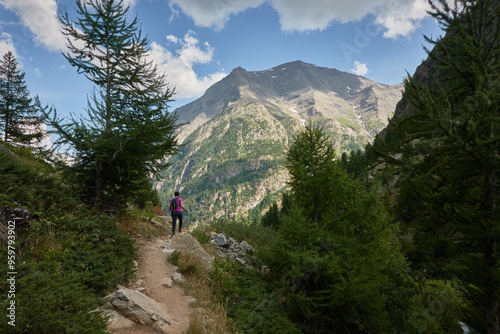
[108,235,191,334]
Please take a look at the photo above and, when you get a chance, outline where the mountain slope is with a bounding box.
[158,61,403,223]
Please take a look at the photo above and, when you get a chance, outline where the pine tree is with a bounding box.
[0,51,44,146]
[264,122,423,333]
[379,1,499,332]
[284,121,338,223]
[43,0,179,209]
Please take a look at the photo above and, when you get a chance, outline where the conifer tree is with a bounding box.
[284,121,338,222]
[264,122,425,333]
[379,1,499,332]
[43,0,179,209]
[0,51,44,145]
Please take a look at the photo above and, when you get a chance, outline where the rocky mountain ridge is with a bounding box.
[157,61,403,223]
[176,60,402,143]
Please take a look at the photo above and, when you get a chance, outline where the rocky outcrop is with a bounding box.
[162,233,215,272]
[105,288,172,334]
[0,207,30,240]
[210,233,256,267]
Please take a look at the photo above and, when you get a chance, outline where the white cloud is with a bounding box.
[0,0,66,51]
[169,0,266,30]
[149,31,227,99]
[170,0,430,38]
[351,61,369,76]
[0,32,17,58]
[374,0,430,38]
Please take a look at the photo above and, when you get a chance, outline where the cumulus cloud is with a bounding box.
[149,31,227,99]
[169,0,265,30]
[351,61,369,76]
[170,0,431,38]
[0,32,17,58]
[0,0,66,51]
[374,0,430,38]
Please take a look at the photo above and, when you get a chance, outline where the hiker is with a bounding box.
[169,191,188,236]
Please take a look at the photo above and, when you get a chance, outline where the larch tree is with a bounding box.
[379,1,499,332]
[0,51,44,146]
[265,121,421,333]
[284,121,338,223]
[43,0,179,210]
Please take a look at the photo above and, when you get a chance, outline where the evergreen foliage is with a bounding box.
[262,121,430,333]
[0,144,136,333]
[43,0,178,210]
[0,51,44,146]
[375,1,500,332]
[284,121,338,223]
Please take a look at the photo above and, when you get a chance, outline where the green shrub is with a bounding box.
[0,146,136,332]
[210,259,301,334]
[0,261,109,333]
[210,219,276,248]
[191,228,211,244]
[167,250,181,266]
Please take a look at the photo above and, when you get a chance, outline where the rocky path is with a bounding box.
[108,236,191,334]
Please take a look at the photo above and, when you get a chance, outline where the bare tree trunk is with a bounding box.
[93,168,102,210]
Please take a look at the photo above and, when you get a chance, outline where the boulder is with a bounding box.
[162,233,214,272]
[213,233,227,247]
[172,273,185,284]
[104,309,135,330]
[106,288,171,334]
[240,240,255,254]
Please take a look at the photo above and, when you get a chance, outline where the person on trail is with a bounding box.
[169,191,188,236]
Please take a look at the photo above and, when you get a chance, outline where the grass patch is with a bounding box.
[191,227,211,244]
[337,116,361,130]
[171,246,235,334]
[210,259,301,334]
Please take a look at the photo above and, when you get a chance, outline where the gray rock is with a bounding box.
[161,277,173,288]
[214,233,227,247]
[240,240,255,254]
[104,309,135,330]
[106,288,171,333]
[163,233,214,272]
[172,273,185,283]
[150,218,163,227]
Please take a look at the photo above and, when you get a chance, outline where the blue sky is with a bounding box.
[0,0,444,121]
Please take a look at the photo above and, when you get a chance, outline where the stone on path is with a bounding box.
[106,288,172,334]
[161,276,173,288]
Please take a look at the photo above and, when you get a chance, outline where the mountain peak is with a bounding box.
[230,66,247,74]
[174,61,402,144]
[160,61,403,222]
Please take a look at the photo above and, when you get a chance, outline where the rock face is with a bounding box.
[158,61,403,223]
[162,233,214,272]
[106,288,172,334]
[211,234,256,266]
